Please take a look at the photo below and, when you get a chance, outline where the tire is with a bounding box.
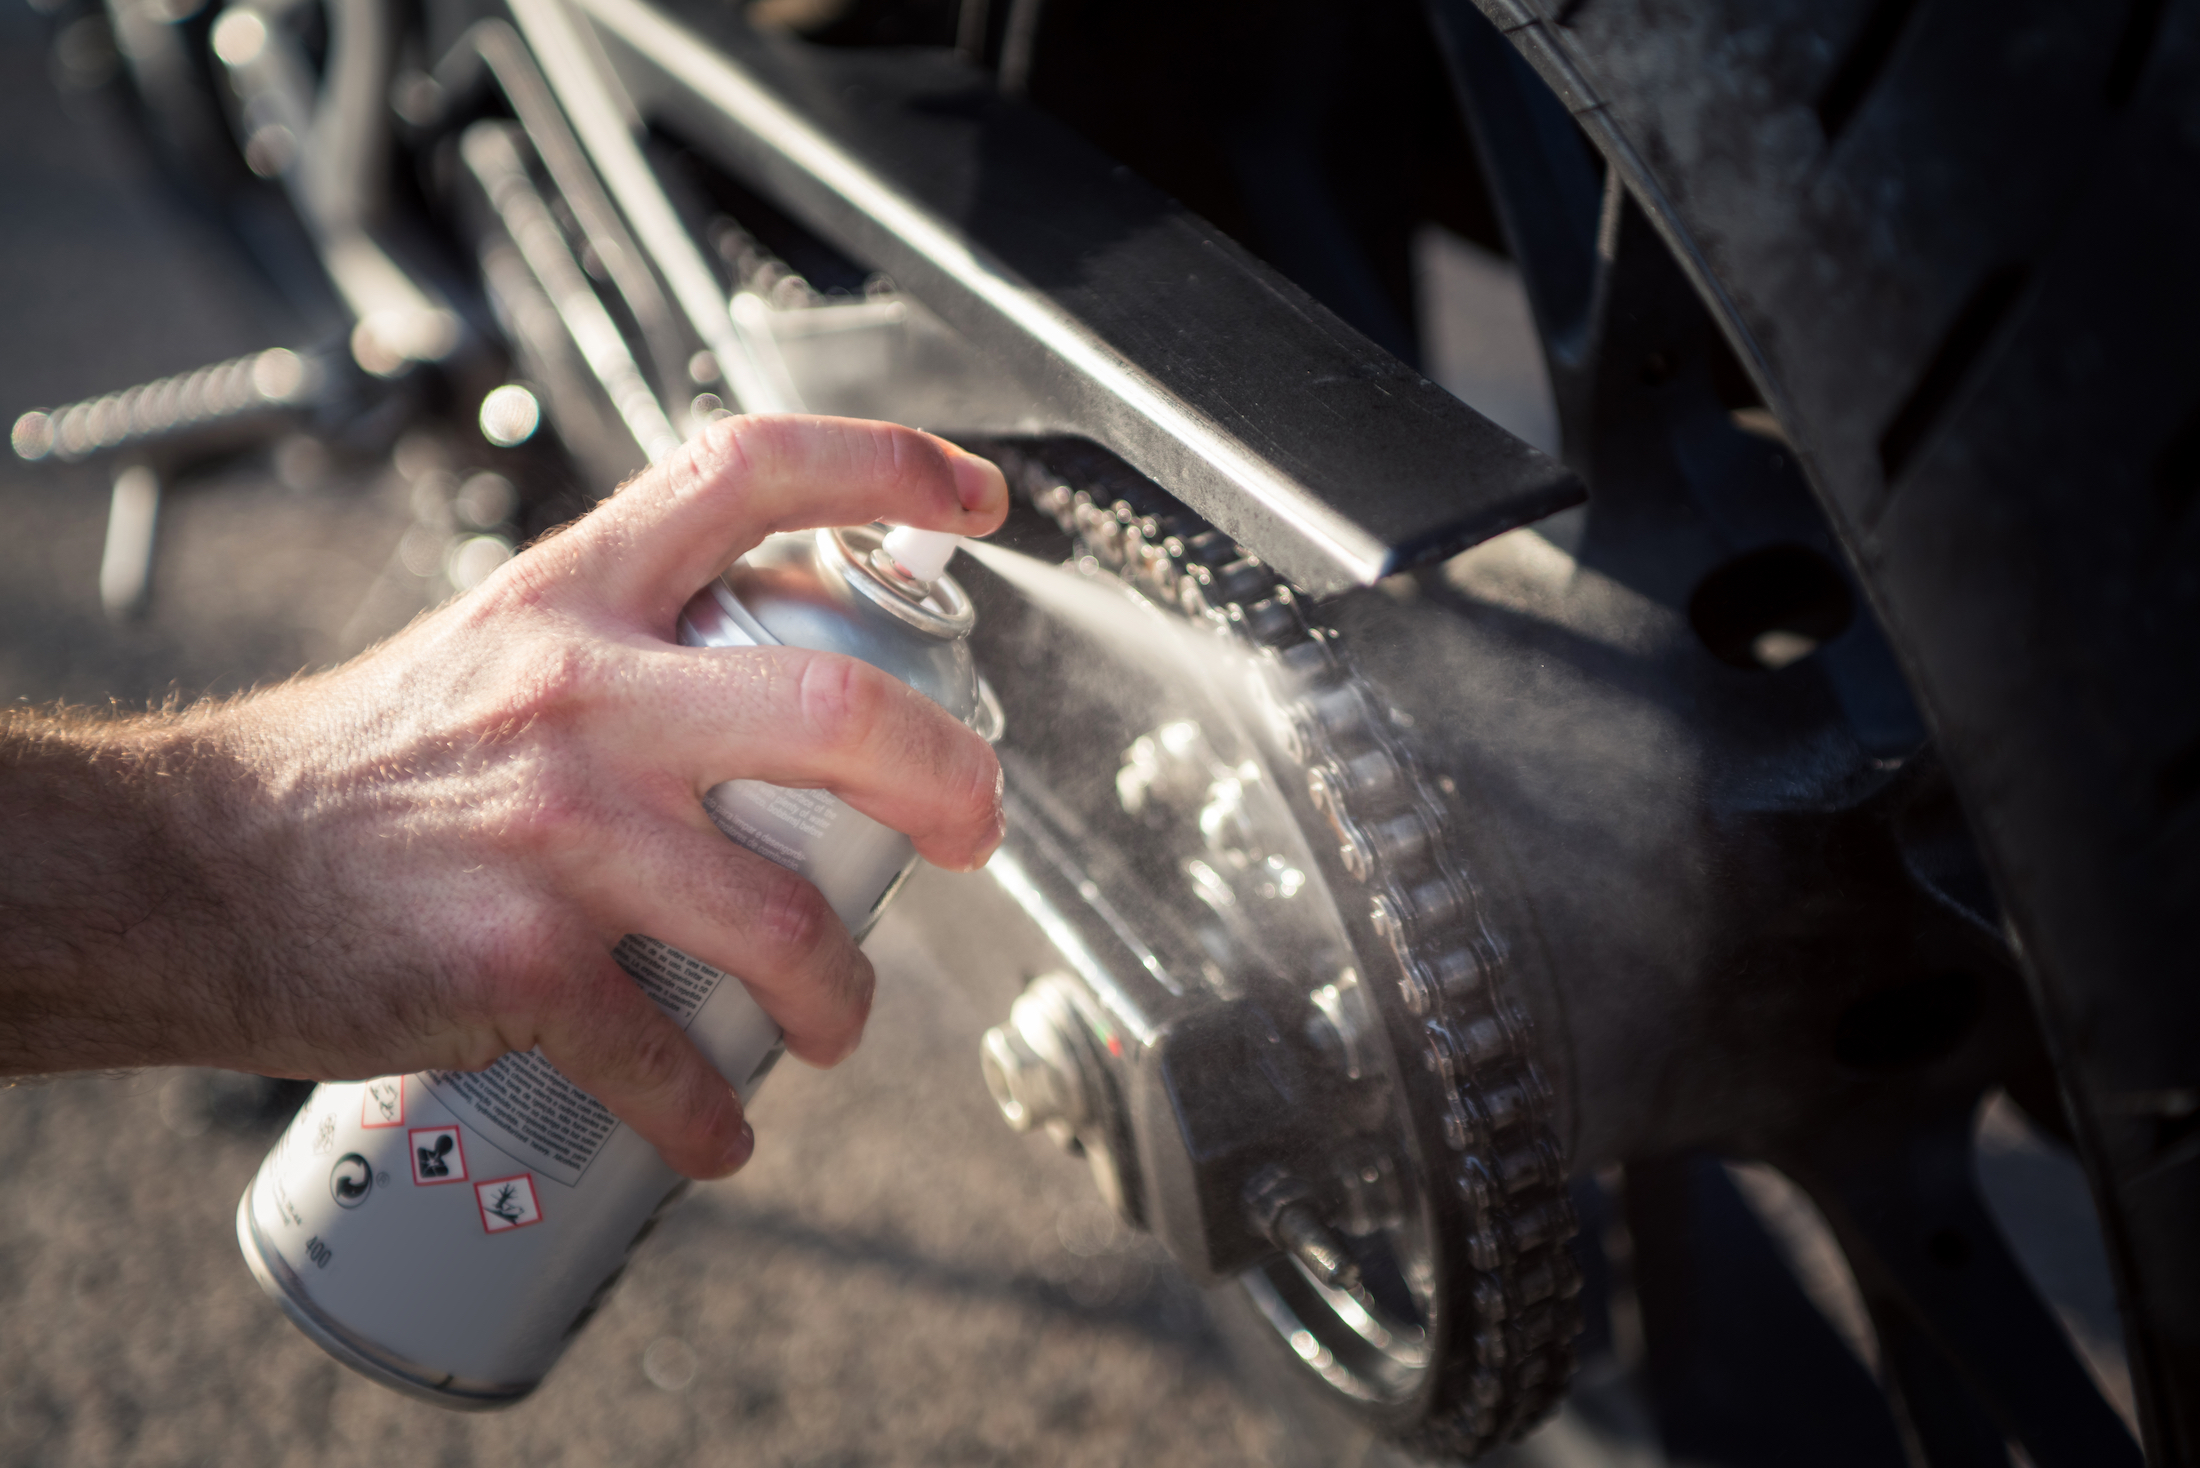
[1474,2,2200,1457]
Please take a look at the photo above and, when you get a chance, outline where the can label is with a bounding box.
[419,936,760,1188]
[700,782,915,936]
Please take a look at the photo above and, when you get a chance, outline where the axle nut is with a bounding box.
[979,976,1099,1138]
[980,1024,1065,1132]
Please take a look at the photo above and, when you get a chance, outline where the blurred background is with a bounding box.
[0,0,2135,1462]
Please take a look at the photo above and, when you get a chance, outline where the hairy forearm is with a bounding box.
[0,415,1010,1177]
[0,702,274,1074]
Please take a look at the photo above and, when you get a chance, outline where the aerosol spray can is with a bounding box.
[237,524,997,1407]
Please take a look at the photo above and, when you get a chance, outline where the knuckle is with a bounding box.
[839,952,877,1037]
[469,915,573,1023]
[806,951,876,1068]
[793,653,886,756]
[751,866,834,960]
[948,730,1003,828]
[666,428,718,506]
[621,1016,691,1097]
[479,915,554,987]
[508,765,599,855]
[478,639,614,755]
[705,414,774,490]
[873,419,917,484]
[518,638,602,715]
[491,541,568,612]
[631,764,698,820]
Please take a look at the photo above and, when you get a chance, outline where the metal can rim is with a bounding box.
[818,525,975,638]
[234,1191,540,1412]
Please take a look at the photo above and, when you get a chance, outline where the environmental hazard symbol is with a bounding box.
[362,1077,404,1128]
[475,1174,543,1234]
[409,1126,467,1186]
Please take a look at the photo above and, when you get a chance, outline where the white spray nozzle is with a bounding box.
[882,525,962,584]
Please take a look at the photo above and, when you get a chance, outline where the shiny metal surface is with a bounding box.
[236,1195,536,1409]
[501,0,801,415]
[460,121,682,462]
[823,526,977,639]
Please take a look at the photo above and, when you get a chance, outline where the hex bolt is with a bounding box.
[979,976,1098,1140]
[1273,1204,1362,1292]
[1244,1165,1362,1293]
[979,1023,1067,1133]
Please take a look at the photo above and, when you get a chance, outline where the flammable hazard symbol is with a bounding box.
[476,1174,543,1234]
[409,1126,467,1186]
[362,1077,404,1128]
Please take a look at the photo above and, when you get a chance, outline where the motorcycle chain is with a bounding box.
[995,441,1583,1458]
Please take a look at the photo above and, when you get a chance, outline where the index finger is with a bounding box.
[547,415,1008,631]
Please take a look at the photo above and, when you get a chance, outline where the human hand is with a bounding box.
[0,415,1008,1179]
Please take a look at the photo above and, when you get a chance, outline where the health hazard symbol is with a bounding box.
[362,1077,404,1128]
[476,1174,543,1233]
[409,1126,467,1186]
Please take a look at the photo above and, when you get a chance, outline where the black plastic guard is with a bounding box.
[574,0,1582,596]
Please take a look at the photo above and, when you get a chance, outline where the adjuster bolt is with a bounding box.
[1245,1165,1361,1293]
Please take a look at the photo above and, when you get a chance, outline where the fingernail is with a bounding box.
[977,770,1006,866]
[718,1120,755,1175]
[958,805,1007,872]
[949,450,1007,513]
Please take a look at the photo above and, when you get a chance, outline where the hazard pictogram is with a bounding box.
[476,1174,543,1233]
[362,1077,404,1129]
[409,1126,467,1186]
